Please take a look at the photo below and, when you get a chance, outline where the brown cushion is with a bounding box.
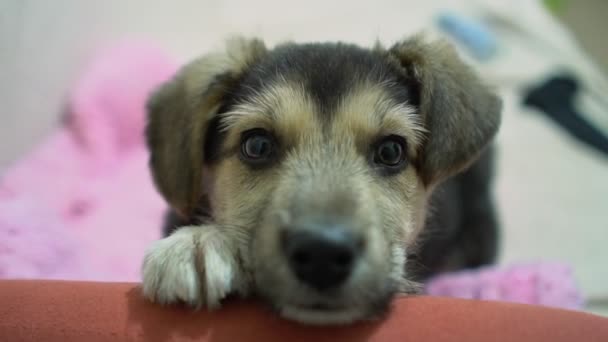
[1,280,606,341]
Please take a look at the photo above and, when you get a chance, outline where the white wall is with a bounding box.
[0,0,442,168]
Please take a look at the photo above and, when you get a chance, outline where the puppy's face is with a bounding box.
[214,70,427,324]
[146,37,501,323]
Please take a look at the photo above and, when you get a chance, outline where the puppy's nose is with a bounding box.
[282,227,362,291]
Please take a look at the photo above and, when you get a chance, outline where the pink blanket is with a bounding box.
[0,41,177,281]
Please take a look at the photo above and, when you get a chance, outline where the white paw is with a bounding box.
[141,226,236,309]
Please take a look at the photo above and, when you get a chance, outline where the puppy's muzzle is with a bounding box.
[282,224,364,291]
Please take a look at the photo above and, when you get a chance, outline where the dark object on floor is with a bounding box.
[523,74,608,156]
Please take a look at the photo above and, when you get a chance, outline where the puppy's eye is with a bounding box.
[240,129,276,165]
[372,135,407,173]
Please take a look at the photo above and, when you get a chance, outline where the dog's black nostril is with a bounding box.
[333,251,353,268]
[292,250,312,267]
[282,228,362,291]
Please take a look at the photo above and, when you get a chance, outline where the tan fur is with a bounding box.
[220,82,318,153]
[333,81,427,157]
[142,35,501,324]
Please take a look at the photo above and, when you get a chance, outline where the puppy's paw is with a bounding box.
[141,226,237,309]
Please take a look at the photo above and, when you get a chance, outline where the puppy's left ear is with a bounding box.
[388,36,502,186]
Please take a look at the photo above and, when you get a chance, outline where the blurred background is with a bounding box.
[1,0,606,316]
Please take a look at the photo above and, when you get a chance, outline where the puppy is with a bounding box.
[141,35,502,325]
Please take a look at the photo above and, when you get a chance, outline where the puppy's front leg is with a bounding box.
[142,225,246,309]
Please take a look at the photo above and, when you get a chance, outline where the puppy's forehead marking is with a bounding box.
[221,80,319,146]
[332,82,426,154]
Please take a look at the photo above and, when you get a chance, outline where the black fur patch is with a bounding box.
[221,42,417,121]
[409,147,499,280]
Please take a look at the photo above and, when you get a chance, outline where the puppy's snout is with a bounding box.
[282,227,363,291]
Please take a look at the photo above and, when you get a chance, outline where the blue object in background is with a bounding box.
[437,12,498,61]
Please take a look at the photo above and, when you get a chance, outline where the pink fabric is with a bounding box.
[0,40,178,281]
[426,262,584,310]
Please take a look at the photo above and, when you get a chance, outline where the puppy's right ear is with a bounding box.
[146,37,266,218]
